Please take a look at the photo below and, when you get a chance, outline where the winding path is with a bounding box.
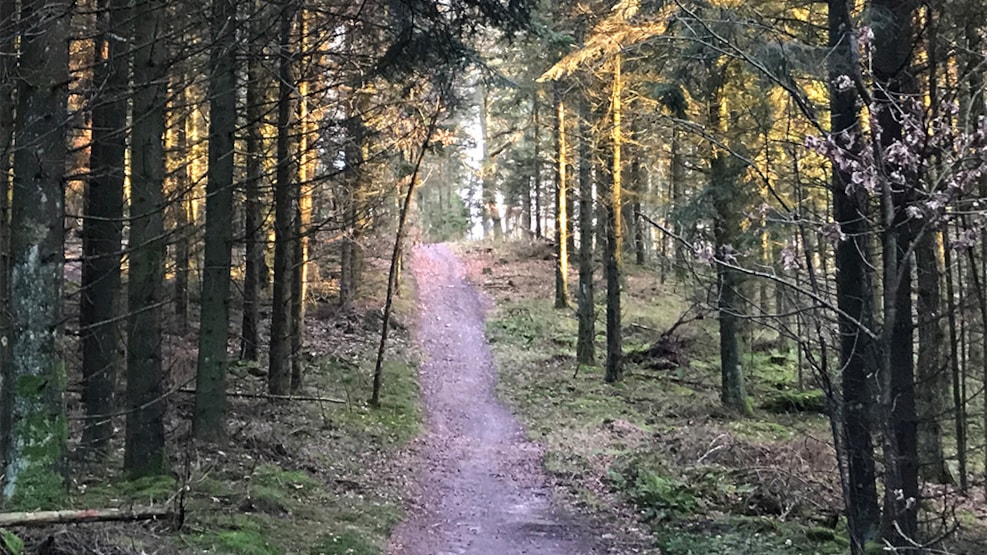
[388,244,596,555]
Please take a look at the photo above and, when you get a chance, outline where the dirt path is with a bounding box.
[388,244,598,555]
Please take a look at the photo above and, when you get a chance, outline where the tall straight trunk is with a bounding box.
[708,81,748,415]
[240,2,265,362]
[670,126,685,272]
[124,0,167,477]
[521,89,535,235]
[1,0,70,506]
[962,7,987,489]
[629,120,645,265]
[828,1,880,549]
[915,233,949,483]
[604,55,623,383]
[576,94,595,366]
[339,89,365,311]
[268,3,296,396]
[81,0,128,457]
[174,86,191,334]
[193,0,237,442]
[872,0,920,544]
[554,82,569,308]
[479,85,500,238]
[291,15,313,391]
[711,150,747,414]
[942,227,968,492]
[533,91,542,239]
[0,0,15,425]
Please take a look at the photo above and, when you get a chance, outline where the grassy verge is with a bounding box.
[466,241,848,555]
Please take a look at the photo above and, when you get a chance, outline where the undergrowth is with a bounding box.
[471,241,848,554]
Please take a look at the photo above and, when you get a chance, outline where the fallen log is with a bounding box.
[176,388,346,404]
[0,506,172,527]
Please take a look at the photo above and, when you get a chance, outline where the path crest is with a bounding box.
[388,244,596,555]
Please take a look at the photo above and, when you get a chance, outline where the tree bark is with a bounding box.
[268,2,296,396]
[193,0,238,442]
[554,82,569,309]
[2,0,70,506]
[942,228,968,493]
[80,0,128,457]
[125,0,167,477]
[576,93,595,366]
[240,1,266,362]
[604,55,623,383]
[915,225,950,483]
[828,1,880,549]
[872,0,920,544]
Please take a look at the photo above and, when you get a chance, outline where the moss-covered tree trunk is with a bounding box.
[2,0,70,507]
[268,2,296,396]
[81,0,128,457]
[576,93,595,366]
[604,55,623,383]
[553,82,569,309]
[193,0,237,442]
[124,0,167,477]
[708,81,748,416]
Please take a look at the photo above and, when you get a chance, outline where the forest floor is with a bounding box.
[388,244,599,554]
[454,240,987,555]
[10,247,423,554]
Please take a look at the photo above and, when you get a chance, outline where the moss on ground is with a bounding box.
[471,242,848,554]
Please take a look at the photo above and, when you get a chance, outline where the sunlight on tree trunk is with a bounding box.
[554,83,569,309]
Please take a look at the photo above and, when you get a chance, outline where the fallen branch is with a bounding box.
[0,506,173,527]
[176,388,345,404]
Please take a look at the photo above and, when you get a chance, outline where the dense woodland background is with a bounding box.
[2,0,987,553]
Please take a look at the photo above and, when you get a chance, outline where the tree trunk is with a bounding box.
[828,1,880,549]
[915,225,950,483]
[291,17,313,391]
[2,0,70,506]
[576,93,595,366]
[124,0,167,477]
[174,93,191,335]
[479,84,501,239]
[554,82,569,309]
[942,228,968,493]
[604,55,623,383]
[80,0,127,457]
[268,2,296,396]
[0,0,15,442]
[707,78,748,415]
[670,126,685,272]
[533,91,542,239]
[629,120,645,266]
[872,0,920,544]
[240,3,265,362]
[193,0,237,442]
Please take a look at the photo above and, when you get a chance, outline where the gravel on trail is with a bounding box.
[388,244,599,555]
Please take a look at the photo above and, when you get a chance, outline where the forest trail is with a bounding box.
[388,244,597,555]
